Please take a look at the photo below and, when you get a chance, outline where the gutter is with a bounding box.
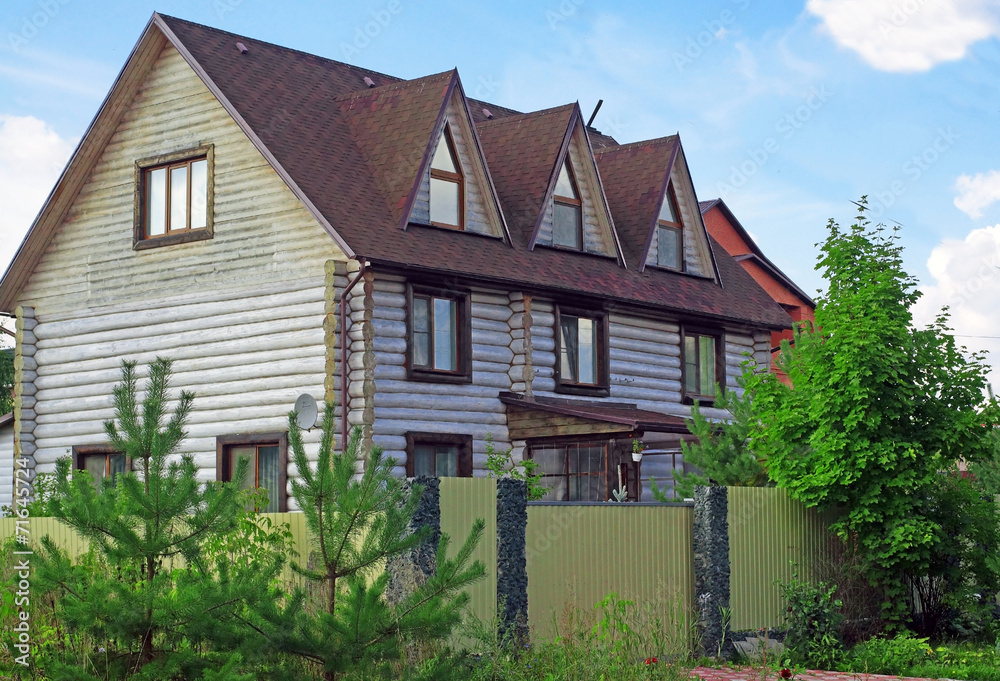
[340,257,367,447]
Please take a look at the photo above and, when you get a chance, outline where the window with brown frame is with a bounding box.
[407,283,472,382]
[554,306,609,396]
[552,158,583,249]
[531,441,610,502]
[429,126,464,229]
[405,432,473,477]
[134,145,214,249]
[72,445,127,488]
[656,184,684,270]
[682,327,725,404]
[216,432,288,512]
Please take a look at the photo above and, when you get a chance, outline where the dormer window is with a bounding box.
[657,185,683,270]
[429,126,464,229]
[552,159,582,249]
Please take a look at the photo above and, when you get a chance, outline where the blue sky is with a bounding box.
[3,0,1000,378]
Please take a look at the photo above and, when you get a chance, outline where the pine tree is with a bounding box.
[652,374,770,501]
[35,358,281,680]
[254,403,485,680]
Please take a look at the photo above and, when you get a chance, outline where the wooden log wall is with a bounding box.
[0,424,12,513]
[362,273,514,476]
[409,92,497,238]
[14,43,347,507]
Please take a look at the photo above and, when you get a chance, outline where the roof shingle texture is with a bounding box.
[159,14,790,328]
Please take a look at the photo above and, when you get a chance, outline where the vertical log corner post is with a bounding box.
[496,478,529,644]
[13,306,38,511]
[385,476,441,606]
[693,485,733,659]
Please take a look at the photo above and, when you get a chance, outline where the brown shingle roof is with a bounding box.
[0,13,789,329]
[476,104,576,245]
[156,14,791,328]
[338,71,456,230]
[595,137,678,266]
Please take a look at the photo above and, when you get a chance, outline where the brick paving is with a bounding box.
[691,666,943,681]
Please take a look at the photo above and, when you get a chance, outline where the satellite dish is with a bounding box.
[293,394,318,431]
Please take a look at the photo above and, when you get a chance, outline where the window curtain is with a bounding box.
[257,446,280,513]
[561,316,579,382]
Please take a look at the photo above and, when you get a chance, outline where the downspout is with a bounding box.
[340,257,367,447]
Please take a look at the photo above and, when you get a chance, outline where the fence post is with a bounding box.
[693,485,733,659]
[386,476,441,605]
[496,478,528,644]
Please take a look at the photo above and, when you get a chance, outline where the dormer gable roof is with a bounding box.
[337,70,508,240]
[596,136,720,280]
[477,104,623,263]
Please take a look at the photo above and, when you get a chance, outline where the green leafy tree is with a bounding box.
[35,358,282,680]
[967,415,1000,495]
[253,403,486,680]
[0,348,13,416]
[651,377,769,500]
[743,203,999,625]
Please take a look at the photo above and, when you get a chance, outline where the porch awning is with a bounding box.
[499,392,692,442]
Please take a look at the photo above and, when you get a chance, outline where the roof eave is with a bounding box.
[0,15,168,312]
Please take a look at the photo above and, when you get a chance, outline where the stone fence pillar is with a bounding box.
[693,485,733,659]
[496,478,528,644]
[386,476,440,605]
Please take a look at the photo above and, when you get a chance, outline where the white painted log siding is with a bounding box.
[29,283,330,504]
[20,44,347,315]
[364,275,513,476]
[14,44,348,507]
[0,424,13,513]
[410,94,498,237]
[529,303,767,419]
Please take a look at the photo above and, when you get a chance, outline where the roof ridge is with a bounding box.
[476,102,577,128]
[156,13,405,84]
[594,134,679,155]
[335,69,455,102]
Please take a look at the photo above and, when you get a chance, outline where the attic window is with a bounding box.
[656,184,683,270]
[429,125,464,230]
[134,145,214,250]
[552,159,582,249]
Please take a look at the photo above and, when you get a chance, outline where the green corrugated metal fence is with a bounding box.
[525,503,695,644]
[728,486,837,631]
[1,485,838,642]
[439,477,498,636]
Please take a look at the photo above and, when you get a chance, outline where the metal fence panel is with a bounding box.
[728,486,837,631]
[525,503,695,644]
[439,477,498,635]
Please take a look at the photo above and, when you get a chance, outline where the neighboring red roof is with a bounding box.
[700,198,814,307]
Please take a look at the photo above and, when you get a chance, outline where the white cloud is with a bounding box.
[807,0,1000,72]
[954,169,1000,218]
[0,115,74,273]
[913,224,1000,387]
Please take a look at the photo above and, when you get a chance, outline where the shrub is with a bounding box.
[846,633,932,676]
[779,572,844,669]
